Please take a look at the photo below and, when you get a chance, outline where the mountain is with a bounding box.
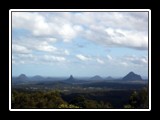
[17,74,29,81]
[31,75,44,81]
[106,76,114,80]
[64,75,76,83]
[12,74,29,84]
[90,75,103,80]
[122,72,142,81]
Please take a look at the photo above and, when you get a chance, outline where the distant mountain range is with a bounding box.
[12,71,144,84]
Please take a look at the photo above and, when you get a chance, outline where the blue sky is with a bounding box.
[12,12,148,77]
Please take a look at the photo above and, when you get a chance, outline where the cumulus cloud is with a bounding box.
[125,55,148,65]
[13,37,59,54]
[47,38,57,43]
[107,55,113,60]
[12,12,52,36]
[59,24,77,42]
[104,55,148,67]
[12,53,37,64]
[43,55,66,62]
[12,11,148,68]
[12,12,80,42]
[64,50,70,55]
[12,12,148,50]
[16,41,56,54]
[12,44,31,54]
[120,62,128,66]
[76,54,90,61]
[96,58,104,64]
[12,53,66,64]
[33,41,57,52]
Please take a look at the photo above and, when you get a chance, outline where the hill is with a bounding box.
[31,75,44,81]
[64,75,76,83]
[12,74,29,84]
[90,75,103,80]
[122,72,142,81]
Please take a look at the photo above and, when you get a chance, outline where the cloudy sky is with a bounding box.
[12,11,148,77]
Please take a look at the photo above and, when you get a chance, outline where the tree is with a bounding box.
[58,104,80,108]
[124,87,148,109]
[129,91,139,108]
[12,90,66,109]
[138,87,148,108]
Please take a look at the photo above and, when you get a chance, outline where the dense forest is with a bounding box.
[12,87,148,109]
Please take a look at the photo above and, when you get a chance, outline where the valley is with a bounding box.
[12,72,149,109]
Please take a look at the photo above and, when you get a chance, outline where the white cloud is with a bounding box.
[13,54,66,64]
[12,60,16,64]
[141,58,148,64]
[59,24,77,42]
[105,28,115,36]
[43,55,66,62]
[12,36,70,65]
[20,61,25,64]
[13,38,57,53]
[12,12,148,50]
[107,55,113,60]
[13,12,52,36]
[17,54,34,58]
[64,49,70,55]
[12,12,148,68]
[125,55,148,65]
[72,12,148,50]
[12,44,31,54]
[47,38,57,43]
[120,62,128,66]
[76,54,90,61]
[12,53,38,64]
[73,25,84,32]
[96,58,104,64]
[12,12,78,42]
[34,41,57,52]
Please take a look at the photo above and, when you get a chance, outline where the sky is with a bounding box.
[12,11,149,77]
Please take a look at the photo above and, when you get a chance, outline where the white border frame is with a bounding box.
[9,9,151,111]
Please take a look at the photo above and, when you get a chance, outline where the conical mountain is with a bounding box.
[65,75,76,83]
[17,74,29,81]
[68,75,74,80]
[13,74,29,84]
[122,72,142,81]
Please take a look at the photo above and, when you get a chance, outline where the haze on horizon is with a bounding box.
[12,11,148,77]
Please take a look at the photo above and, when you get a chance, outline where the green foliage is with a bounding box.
[12,90,65,109]
[58,104,80,108]
[12,90,113,109]
[70,95,112,108]
[124,87,148,109]
[12,87,148,109]
[129,91,139,108]
[97,101,112,108]
[138,87,148,108]
[124,104,133,108]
